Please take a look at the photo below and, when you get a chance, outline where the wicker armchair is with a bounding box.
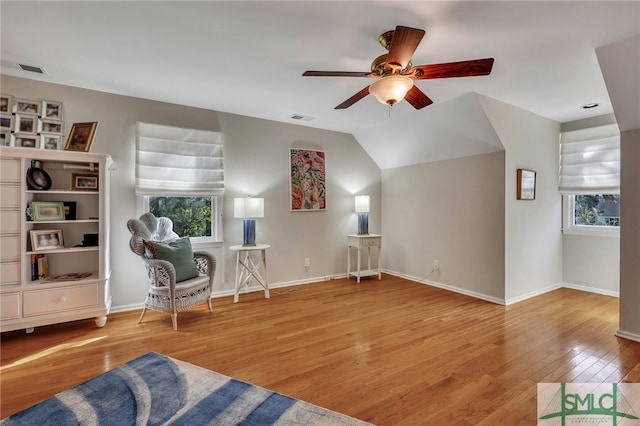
[127,213,216,330]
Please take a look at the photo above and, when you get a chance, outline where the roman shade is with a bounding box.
[558,123,620,194]
[135,122,224,196]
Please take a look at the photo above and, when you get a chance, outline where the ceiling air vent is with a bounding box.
[17,63,47,74]
[290,113,315,122]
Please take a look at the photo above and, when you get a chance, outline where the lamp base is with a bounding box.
[243,219,256,246]
[357,213,369,235]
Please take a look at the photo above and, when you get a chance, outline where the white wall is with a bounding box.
[619,129,640,340]
[218,112,381,288]
[1,76,381,311]
[562,236,619,295]
[381,152,506,302]
[476,94,563,303]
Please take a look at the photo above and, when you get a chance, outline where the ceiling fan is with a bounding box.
[303,25,494,110]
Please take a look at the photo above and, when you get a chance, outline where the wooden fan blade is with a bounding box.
[386,26,426,69]
[303,71,373,77]
[412,58,494,80]
[335,86,371,109]
[404,86,433,110]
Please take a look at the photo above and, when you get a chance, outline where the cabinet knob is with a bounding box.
[58,296,67,303]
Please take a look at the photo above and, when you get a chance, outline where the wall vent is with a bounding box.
[17,63,47,74]
[290,113,315,122]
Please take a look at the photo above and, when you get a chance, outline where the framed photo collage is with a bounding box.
[1,94,65,151]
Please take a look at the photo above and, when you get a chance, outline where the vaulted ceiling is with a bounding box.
[1,1,638,169]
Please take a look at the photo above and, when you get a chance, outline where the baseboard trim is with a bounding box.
[110,275,346,313]
[561,281,619,298]
[108,276,620,314]
[383,269,506,305]
[615,329,640,343]
[504,284,562,306]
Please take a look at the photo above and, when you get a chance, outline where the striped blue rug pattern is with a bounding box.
[2,352,371,425]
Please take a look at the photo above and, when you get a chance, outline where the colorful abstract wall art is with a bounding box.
[290,148,326,211]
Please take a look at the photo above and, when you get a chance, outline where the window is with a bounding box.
[559,121,620,237]
[135,122,224,243]
[563,194,620,237]
[141,195,222,242]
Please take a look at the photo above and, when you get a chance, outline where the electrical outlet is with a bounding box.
[304,258,311,267]
[433,260,439,269]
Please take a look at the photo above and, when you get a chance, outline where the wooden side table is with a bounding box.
[347,234,382,283]
[229,244,270,303]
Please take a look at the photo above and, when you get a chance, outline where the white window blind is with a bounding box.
[559,123,620,194]
[136,122,224,196]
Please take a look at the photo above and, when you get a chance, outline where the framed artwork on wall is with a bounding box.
[289,148,326,211]
[517,168,536,200]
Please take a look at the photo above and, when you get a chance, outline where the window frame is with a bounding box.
[562,194,620,238]
[137,194,223,244]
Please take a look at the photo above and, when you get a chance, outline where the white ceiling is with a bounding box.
[1,1,639,169]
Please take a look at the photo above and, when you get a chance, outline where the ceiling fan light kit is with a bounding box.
[303,25,494,111]
[369,75,413,106]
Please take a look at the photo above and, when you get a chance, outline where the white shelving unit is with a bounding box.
[0,146,112,333]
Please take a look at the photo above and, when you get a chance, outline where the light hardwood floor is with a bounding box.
[2,275,639,425]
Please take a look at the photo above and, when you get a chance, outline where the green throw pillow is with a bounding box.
[144,237,200,282]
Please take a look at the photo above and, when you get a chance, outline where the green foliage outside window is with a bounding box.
[149,196,212,238]
[574,194,620,227]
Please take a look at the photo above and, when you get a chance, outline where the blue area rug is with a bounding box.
[2,352,371,425]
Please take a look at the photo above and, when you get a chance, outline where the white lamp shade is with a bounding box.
[234,197,264,218]
[368,75,413,105]
[355,195,370,213]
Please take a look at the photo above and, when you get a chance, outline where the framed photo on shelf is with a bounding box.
[13,98,40,115]
[71,173,98,191]
[30,229,64,251]
[41,134,62,150]
[15,114,37,134]
[26,201,65,221]
[14,134,39,148]
[63,201,77,220]
[0,112,14,130]
[42,100,63,120]
[65,121,98,152]
[0,94,12,113]
[517,168,536,200]
[38,118,64,135]
[1,130,13,147]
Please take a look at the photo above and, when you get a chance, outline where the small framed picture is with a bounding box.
[517,168,536,200]
[0,113,14,130]
[26,201,65,221]
[71,173,98,191]
[0,130,13,147]
[0,94,12,113]
[65,122,98,152]
[38,119,64,135]
[42,100,63,120]
[63,201,77,220]
[15,134,39,148]
[13,98,40,115]
[15,114,37,134]
[30,229,64,251]
[41,134,62,150]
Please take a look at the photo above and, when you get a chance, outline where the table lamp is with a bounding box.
[234,197,264,246]
[355,195,370,235]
